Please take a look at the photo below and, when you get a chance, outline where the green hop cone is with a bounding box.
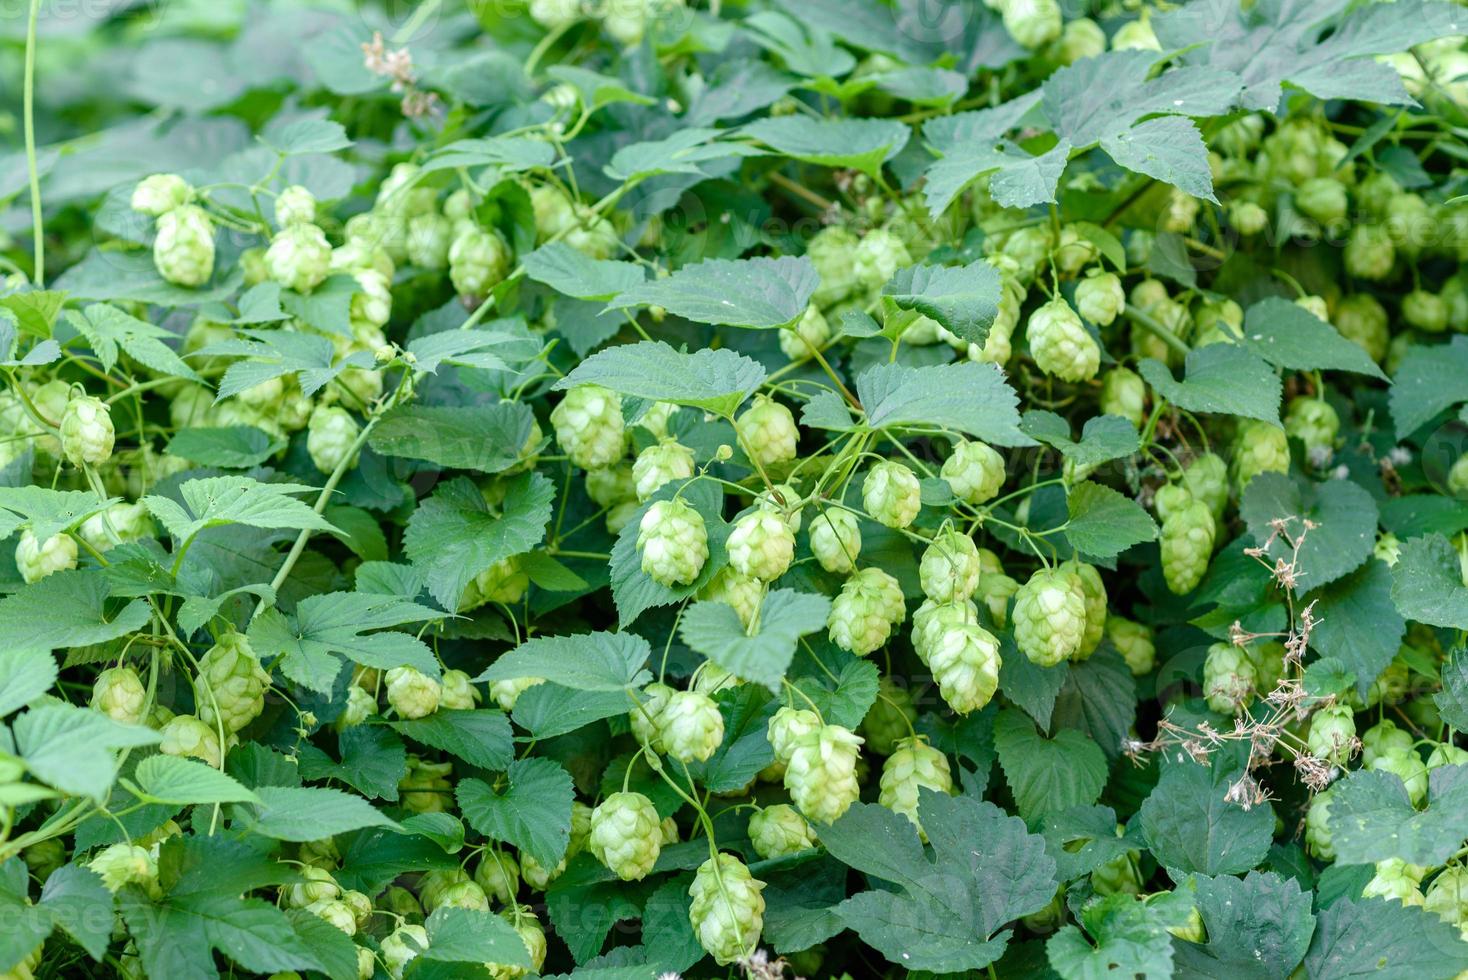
[748,804,817,860]
[1012,568,1087,667]
[636,499,709,587]
[131,173,191,216]
[1091,848,1142,896]
[1181,452,1229,520]
[780,305,832,361]
[56,393,111,468]
[809,508,862,574]
[1106,615,1156,676]
[727,509,795,582]
[862,461,921,529]
[1002,0,1062,48]
[474,851,521,906]
[1403,288,1449,333]
[1075,271,1126,327]
[1101,367,1148,427]
[286,866,340,908]
[79,501,153,555]
[860,676,915,755]
[1294,177,1348,224]
[657,690,724,763]
[153,204,216,287]
[399,756,454,814]
[385,666,442,720]
[1424,867,1468,933]
[940,439,1005,505]
[471,555,530,606]
[489,677,543,713]
[92,666,147,725]
[1160,497,1216,595]
[406,212,452,269]
[807,226,861,306]
[1361,719,1414,766]
[1062,559,1107,659]
[1362,858,1427,907]
[1230,200,1269,235]
[1370,752,1429,807]
[448,226,511,298]
[1334,293,1390,363]
[265,222,332,293]
[1307,704,1357,766]
[17,530,80,585]
[698,567,763,628]
[978,572,1019,627]
[631,439,694,501]
[1345,224,1395,280]
[1305,788,1335,860]
[1446,454,1468,497]
[1203,642,1257,714]
[381,924,429,978]
[853,228,912,292]
[1284,397,1340,453]
[688,853,766,965]
[767,705,821,765]
[308,898,359,933]
[1028,297,1100,382]
[784,724,864,824]
[927,621,1001,714]
[159,714,222,767]
[878,737,954,835]
[439,670,481,711]
[307,405,361,475]
[588,791,662,881]
[735,395,799,468]
[551,384,625,470]
[585,464,636,508]
[827,567,905,655]
[350,268,392,330]
[195,632,269,733]
[274,185,317,227]
[919,528,981,603]
[911,597,978,663]
[88,843,159,896]
[1054,16,1105,63]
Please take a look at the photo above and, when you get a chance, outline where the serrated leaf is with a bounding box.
[604,128,755,182]
[167,426,283,469]
[1173,871,1315,980]
[1327,765,1468,866]
[680,590,831,692]
[1138,760,1274,876]
[1239,297,1388,380]
[1047,893,1177,980]
[243,786,400,842]
[523,242,645,301]
[457,758,574,869]
[1241,473,1379,596]
[1139,345,1282,424]
[0,647,56,716]
[1391,534,1468,630]
[133,755,259,806]
[368,403,537,473]
[857,360,1031,446]
[260,117,352,155]
[37,865,113,961]
[685,684,778,793]
[924,138,1073,215]
[474,631,651,691]
[744,116,910,178]
[1301,895,1468,980]
[387,710,514,772]
[0,486,119,542]
[1022,412,1141,470]
[790,656,880,730]
[404,328,534,375]
[554,340,766,417]
[1064,482,1158,560]
[421,906,532,967]
[1436,650,1468,733]
[994,709,1107,825]
[66,303,202,381]
[1101,116,1216,202]
[1308,561,1404,699]
[0,290,66,339]
[607,259,816,331]
[883,261,1001,345]
[1042,805,1137,883]
[0,571,152,651]
[143,476,335,544]
[13,702,159,800]
[202,327,355,400]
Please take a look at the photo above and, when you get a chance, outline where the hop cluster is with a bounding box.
[727,509,795,581]
[784,723,863,824]
[637,499,709,586]
[877,737,953,835]
[551,385,625,470]
[195,632,270,733]
[60,395,114,467]
[862,461,922,528]
[1027,297,1100,381]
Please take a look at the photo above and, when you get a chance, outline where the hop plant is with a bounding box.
[688,853,766,965]
[698,567,763,628]
[274,185,317,227]
[1335,294,1390,363]
[637,499,709,586]
[828,567,905,655]
[1181,452,1230,520]
[1106,616,1156,676]
[159,714,223,768]
[919,528,981,603]
[59,395,114,467]
[735,395,799,467]
[265,223,332,293]
[131,173,191,216]
[1308,704,1357,765]
[1305,788,1336,860]
[381,924,429,978]
[1028,297,1100,382]
[727,509,795,581]
[385,666,442,720]
[912,597,979,662]
[878,737,953,834]
[940,439,1005,505]
[785,724,864,824]
[307,405,361,475]
[153,204,216,287]
[767,705,822,765]
[809,508,862,574]
[406,212,453,269]
[88,843,159,896]
[474,851,521,906]
[1001,0,1062,48]
[1284,397,1340,452]
[1062,559,1107,658]
[930,621,1002,714]
[863,461,921,528]
[551,384,625,470]
[15,530,77,584]
[439,670,481,711]
[1012,568,1087,666]
[780,305,832,360]
[588,791,662,881]
[853,228,912,292]
[448,226,511,297]
[1363,858,1427,907]
[1160,496,1216,595]
[748,804,817,859]
[1370,752,1429,806]
[657,690,724,762]
[1203,642,1257,714]
[92,666,147,724]
[631,439,694,501]
[195,632,270,733]
[1345,224,1395,280]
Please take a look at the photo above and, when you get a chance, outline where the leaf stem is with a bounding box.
[23,0,43,286]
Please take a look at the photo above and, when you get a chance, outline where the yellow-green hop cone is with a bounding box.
[399,756,453,814]
[1101,367,1147,427]
[60,395,114,467]
[1013,568,1087,667]
[472,555,530,606]
[1106,615,1155,676]
[658,690,723,763]
[977,573,1019,628]
[439,669,481,711]
[940,439,1005,505]
[828,567,905,655]
[1424,867,1468,930]
[265,222,332,293]
[3,941,42,980]
[385,666,442,720]
[489,677,542,713]
[131,173,191,216]
[780,304,831,360]
[308,897,360,933]
[195,632,269,733]
[735,395,799,467]
[767,705,821,765]
[748,804,817,860]
[92,666,147,725]
[807,227,861,306]
[727,509,795,582]
[1363,858,1427,907]
[688,853,766,965]
[1027,297,1100,382]
[159,714,223,767]
[88,843,159,896]
[1403,289,1449,333]
[853,228,912,292]
[699,567,763,629]
[448,226,511,298]
[1075,270,1126,327]
[1181,452,1229,520]
[406,212,453,269]
[588,791,662,881]
[784,724,864,825]
[1203,642,1257,714]
[551,384,625,470]
[1161,498,1216,595]
[1002,0,1062,49]
[1060,560,1106,659]
[474,850,521,906]
[306,405,361,476]
[1284,397,1340,453]
[1370,751,1428,806]
[631,439,694,501]
[911,597,979,664]
[637,499,708,586]
[1295,177,1348,224]
[809,508,862,574]
[919,528,981,603]
[1446,454,1468,497]
[630,682,674,752]
[286,866,341,908]
[274,185,317,227]
[878,737,953,835]
[1307,704,1357,766]
[1344,224,1395,280]
[927,621,1001,714]
[490,906,547,978]
[1334,294,1390,363]
[78,501,153,554]
[585,464,636,508]
[862,461,921,529]
[1091,848,1142,895]
[381,924,429,978]
[153,204,216,286]
[860,677,915,755]
[1304,788,1335,860]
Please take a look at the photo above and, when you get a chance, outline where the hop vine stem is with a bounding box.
[23,0,44,286]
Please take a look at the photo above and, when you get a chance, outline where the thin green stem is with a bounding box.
[23,0,43,286]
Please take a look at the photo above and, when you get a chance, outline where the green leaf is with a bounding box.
[143,476,335,544]
[422,906,532,967]
[1308,561,1405,700]
[457,758,574,869]
[37,865,113,961]
[404,328,535,375]
[387,710,515,772]
[1241,474,1380,596]
[0,290,66,339]
[523,243,645,301]
[1391,534,1468,630]
[402,473,555,610]
[65,303,202,381]
[370,403,538,473]
[203,326,357,399]
[555,340,766,417]
[790,656,880,730]
[1022,412,1141,470]
[545,65,656,110]
[420,136,557,175]
[1042,805,1137,883]
[607,258,817,330]
[818,792,1058,972]
[0,486,119,541]
[743,116,910,178]
[166,426,284,469]
[1436,650,1468,733]
[0,647,56,716]
[685,685,779,794]
[1300,895,1468,980]
[1390,337,1468,438]
[0,571,151,651]
[882,261,1001,345]
[1137,760,1274,876]
[1101,116,1216,202]
[604,128,756,182]
[857,360,1031,446]
[1239,298,1388,380]
[473,631,652,691]
[298,725,407,802]
[994,709,1107,825]
[242,786,400,842]
[13,702,159,800]
[1047,893,1177,980]
[52,250,242,307]
[924,138,1072,215]
[1173,871,1315,980]
[133,755,260,806]
[1139,345,1282,424]
[1327,765,1468,867]
[679,589,831,692]
[1064,482,1159,561]
[511,685,630,740]
[260,117,352,155]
